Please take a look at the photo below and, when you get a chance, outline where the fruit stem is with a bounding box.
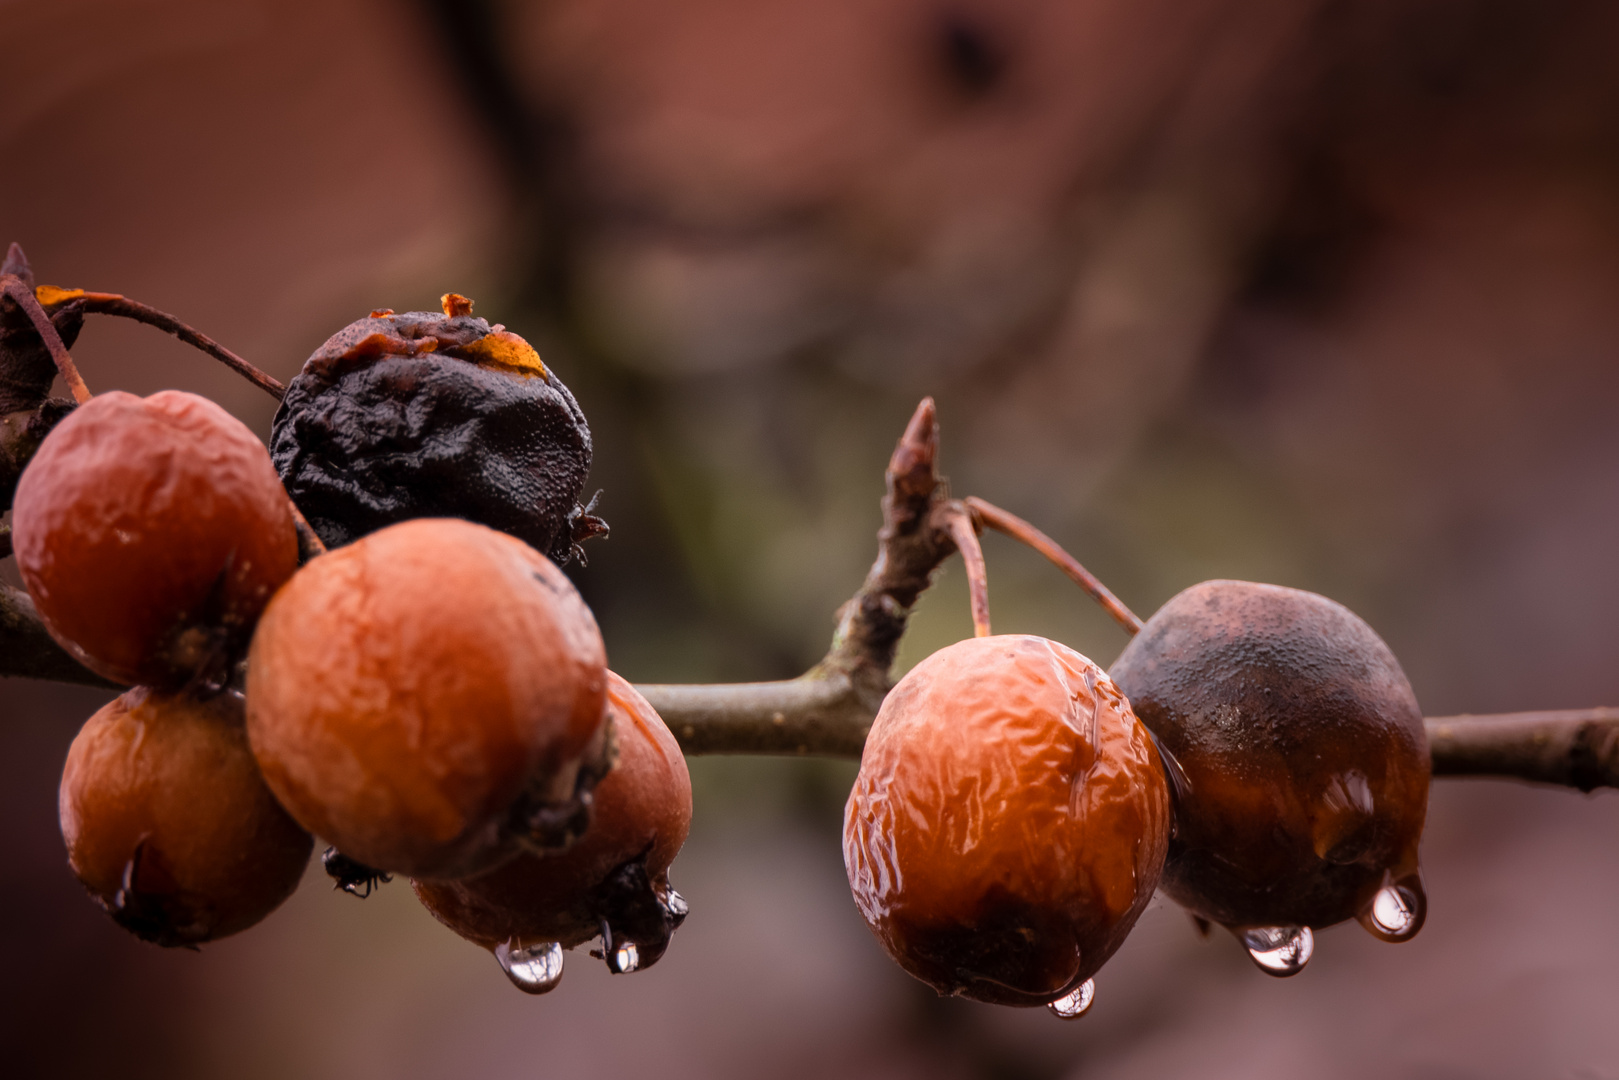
[288,500,327,563]
[54,292,286,401]
[963,496,1143,635]
[1,279,92,404]
[939,502,992,637]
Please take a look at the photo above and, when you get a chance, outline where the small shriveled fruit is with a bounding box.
[1109,580,1429,955]
[414,672,693,987]
[60,687,313,946]
[270,296,601,561]
[844,635,1171,1008]
[245,518,609,879]
[13,390,298,687]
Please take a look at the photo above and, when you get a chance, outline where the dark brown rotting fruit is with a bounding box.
[1110,580,1429,959]
[270,295,603,563]
[12,390,299,688]
[60,687,314,947]
[414,672,693,989]
[844,635,1171,1010]
[245,518,609,880]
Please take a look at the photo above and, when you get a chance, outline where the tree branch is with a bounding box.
[4,393,1617,796]
[0,583,117,689]
[1426,709,1619,792]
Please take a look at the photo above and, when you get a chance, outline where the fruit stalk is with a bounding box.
[47,291,286,401]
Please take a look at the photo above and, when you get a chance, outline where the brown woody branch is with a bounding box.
[1426,709,1619,792]
[3,396,1616,795]
[0,583,117,689]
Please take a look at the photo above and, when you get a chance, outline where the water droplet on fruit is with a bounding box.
[495,938,564,994]
[1047,979,1095,1019]
[610,941,640,974]
[1240,925,1313,976]
[1358,875,1427,942]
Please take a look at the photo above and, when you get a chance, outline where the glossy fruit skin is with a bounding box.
[245,518,608,879]
[270,306,594,562]
[413,673,692,967]
[844,635,1171,1007]
[60,687,313,947]
[13,390,298,687]
[1109,580,1429,933]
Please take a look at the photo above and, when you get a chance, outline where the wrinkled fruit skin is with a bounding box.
[1109,580,1429,932]
[13,390,299,687]
[246,518,608,879]
[60,688,313,947]
[270,307,594,562]
[845,635,1171,1006]
[414,673,692,968]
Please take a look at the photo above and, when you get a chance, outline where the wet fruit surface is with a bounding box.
[1110,579,1429,936]
[245,517,608,879]
[270,300,597,562]
[844,634,1171,1007]
[12,389,298,687]
[415,672,693,978]
[60,687,313,947]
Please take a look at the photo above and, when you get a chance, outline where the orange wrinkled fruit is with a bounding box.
[844,634,1171,1006]
[13,390,298,687]
[61,687,313,946]
[245,518,608,879]
[415,672,693,978]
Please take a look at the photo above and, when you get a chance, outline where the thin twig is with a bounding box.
[939,502,991,637]
[58,292,285,400]
[1,279,91,403]
[639,397,958,755]
[964,496,1143,635]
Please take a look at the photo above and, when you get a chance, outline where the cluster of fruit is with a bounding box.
[3,272,1433,1018]
[7,296,689,995]
[843,580,1430,1018]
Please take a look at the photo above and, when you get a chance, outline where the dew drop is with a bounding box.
[611,941,640,974]
[495,938,564,994]
[1047,979,1095,1020]
[1358,876,1427,943]
[1239,925,1313,977]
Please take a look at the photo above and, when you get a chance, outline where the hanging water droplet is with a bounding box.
[495,938,564,994]
[1047,979,1095,1020]
[610,940,640,974]
[1239,925,1313,977]
[663,887,689,925]
[1358,876,1426,943]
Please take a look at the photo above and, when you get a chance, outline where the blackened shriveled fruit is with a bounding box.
[1109,580,1429,942]
[60,687,314,947]
[270,296,601,563]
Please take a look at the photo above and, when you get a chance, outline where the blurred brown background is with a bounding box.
[4,0,1619,1076]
